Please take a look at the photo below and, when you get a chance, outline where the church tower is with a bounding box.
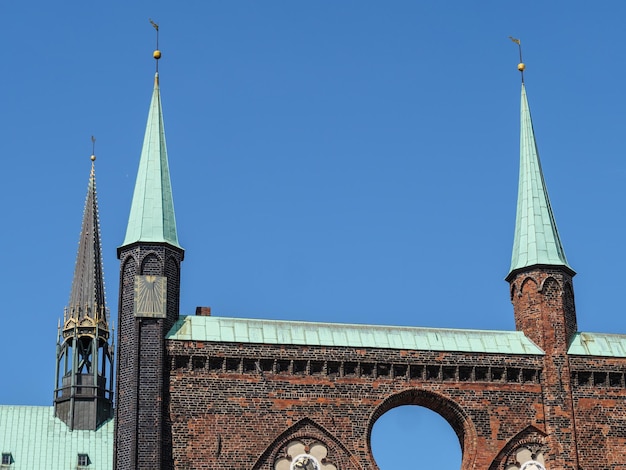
[113,40,184,470]
[506,56,580,468]
[54,151,114,430]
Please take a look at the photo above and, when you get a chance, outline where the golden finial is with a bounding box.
[90,135,96,162]
[509,36,525,83]
[149,19,161,71]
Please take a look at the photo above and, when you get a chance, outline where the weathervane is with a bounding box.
[150,19,161,72]
[509,36,525,83]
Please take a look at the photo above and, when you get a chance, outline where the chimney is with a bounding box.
[195,306,212,316]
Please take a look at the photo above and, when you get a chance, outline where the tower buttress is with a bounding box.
[506,69,580,468]
[54,153,114,430]
[114,43,184,470]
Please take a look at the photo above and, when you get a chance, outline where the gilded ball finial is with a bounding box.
[518,63,525,72]
[153,50,161,60]
[91,154,96,162]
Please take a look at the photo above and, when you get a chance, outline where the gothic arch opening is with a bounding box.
[368,390,475,469]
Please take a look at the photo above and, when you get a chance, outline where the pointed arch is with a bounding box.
[140,251,162,275]
[367,389,477,469]
[510,283,517,301]
[538,276,561,293]
[488,425,547,470]
[519,276,538,295]
[252,417,359,470]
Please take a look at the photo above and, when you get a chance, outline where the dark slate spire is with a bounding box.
[67,155,107,325]
[55,153,114,430]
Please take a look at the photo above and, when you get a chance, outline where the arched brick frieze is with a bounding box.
[252,418,360,470]
[519,276,539,295]
[538,276,561,293]
[563,282,577,342]
[367,389,477,469]
[141,251,163,275]
[488,425,547,470]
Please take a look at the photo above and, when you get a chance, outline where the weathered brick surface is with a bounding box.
[570,356,626,468]
[114,243,183,470]
[115,258,626,469]
[509,267,580,469]
[166,341,546,469]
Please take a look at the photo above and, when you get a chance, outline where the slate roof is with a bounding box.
[0,406,113,470]
[167,315,544,355]
[67,160,107,322]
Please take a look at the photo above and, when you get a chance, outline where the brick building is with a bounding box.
[2,51,626,470]
[112,53,626,470]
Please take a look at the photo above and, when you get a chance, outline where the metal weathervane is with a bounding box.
[509,36,525,83]
[149,19,161,72]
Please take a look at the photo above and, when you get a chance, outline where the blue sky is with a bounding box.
[1,1,625,468]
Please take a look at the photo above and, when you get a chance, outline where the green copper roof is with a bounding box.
[167,315,544,355]
[122,73,181,248]
[568,332,626,357]
[508,84,572,277]
[0,406,113,470]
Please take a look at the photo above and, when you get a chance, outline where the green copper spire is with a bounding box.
[508,84,572,278]
[122,73,181,248]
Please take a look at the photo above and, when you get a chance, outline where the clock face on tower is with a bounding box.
[290,454,320,470]
[520,461,546,470]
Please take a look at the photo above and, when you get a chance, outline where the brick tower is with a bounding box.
[54,153,114,431]
[109,44,626,470]
[113,50,184,469]
[505,77,579,468]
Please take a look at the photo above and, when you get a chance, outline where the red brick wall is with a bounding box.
[509,267,580,469]
[166,341,546,469]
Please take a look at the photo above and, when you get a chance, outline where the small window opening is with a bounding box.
[361,363,375,378]
[209,357,224,371]
[77,453,90,467]
[459,366,472,381]
[442,366,456,381]
[409,364,424,380]
[259,359,274,373]
[243,359,257,373]
[1,453,12,465]
[327,361,340,377]
[276,360,291,374]
[225,358,240,372]
[393,364,407,378]
[343,362,358,376]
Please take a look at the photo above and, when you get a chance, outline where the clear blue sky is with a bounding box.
[1,1,625,468]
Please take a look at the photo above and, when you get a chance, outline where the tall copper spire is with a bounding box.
[506,44,572,280]
[121,23,181,249]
